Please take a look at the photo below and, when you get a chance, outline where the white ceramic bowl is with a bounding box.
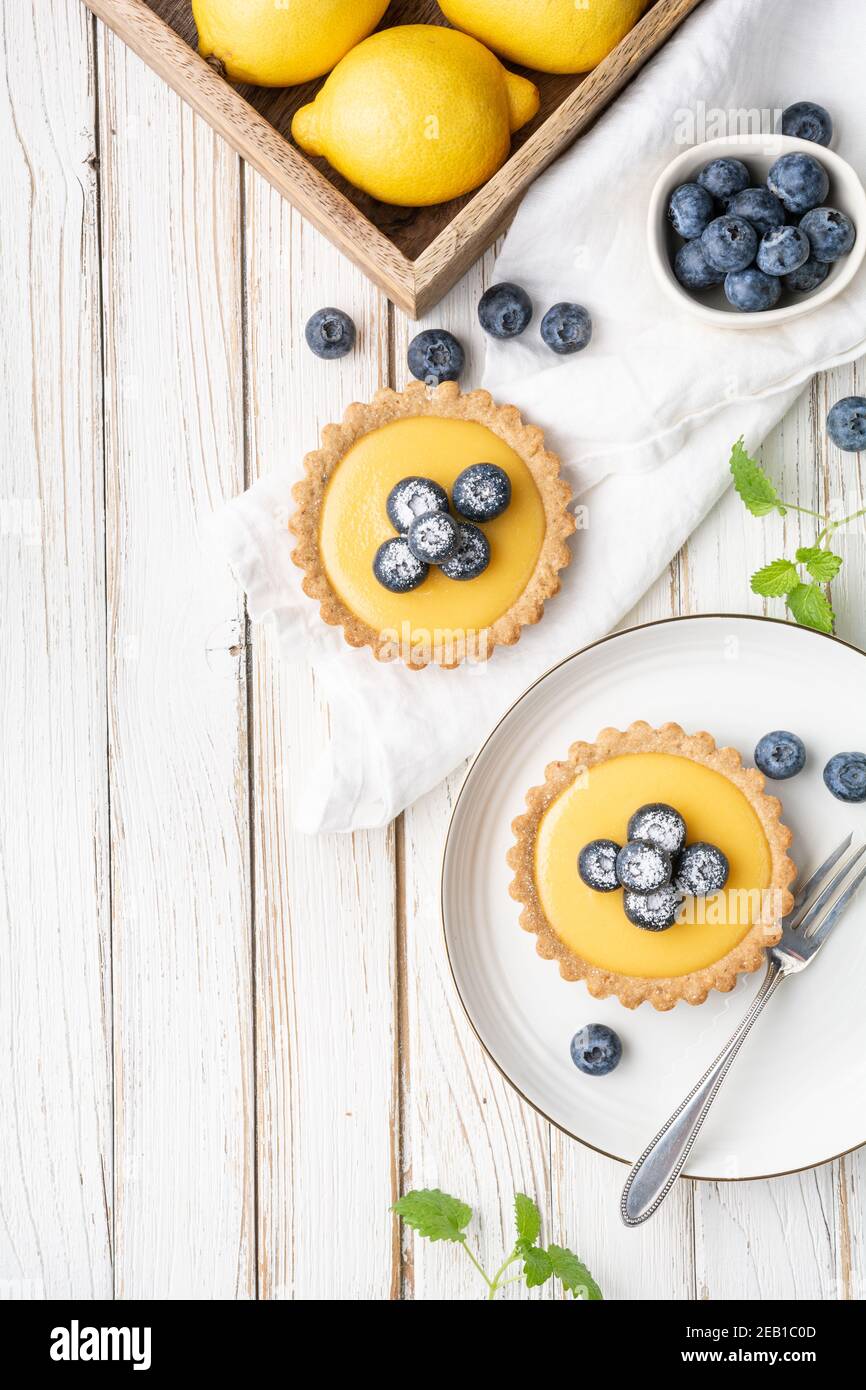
[647,133,866,329]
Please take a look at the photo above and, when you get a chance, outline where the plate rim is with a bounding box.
[440,612,866,1182]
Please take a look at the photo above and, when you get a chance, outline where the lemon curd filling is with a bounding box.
[318,416,546,638]
[534,753,773,979]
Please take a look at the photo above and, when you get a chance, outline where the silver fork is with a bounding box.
[620,834,866,1226]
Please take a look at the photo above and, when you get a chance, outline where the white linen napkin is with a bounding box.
[210,0,866,833]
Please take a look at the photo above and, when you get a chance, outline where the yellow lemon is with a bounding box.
[437,0,651,75]
[291,25,540,206]
[192,0,390,87]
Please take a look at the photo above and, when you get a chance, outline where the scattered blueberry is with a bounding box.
[724,266,782,312]
[827,396,866,452]
[452,462,511,522]
[578,839,621,893]
[407,510,460,565]
[782,254,830,293]
[701,215,758,272]
[823,751,866,803]
[767,152,829,214]
[754,730,806,780]
[438,522,490,581]
[623,884,684,932]
[407,329,464,385]
[756,224,811,276]
[372,537,428,593]
[674,239,726,289]
[697,156,750,203]
[615,840,672,893]
[304,307,356,360]
[386,476,449,533]
[570,1023,622,1077]
[799,206,856,262]
[780,101,833,148]
[627,803,687,856]
[675,843,729,896]
[477,282,533,339]
[540,302,592,355]
[668,182,715,239]
[726,186,786,237]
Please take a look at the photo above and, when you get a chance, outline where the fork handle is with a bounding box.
[620,961,787,1226]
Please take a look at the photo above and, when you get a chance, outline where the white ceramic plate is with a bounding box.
[441,616,866,1179]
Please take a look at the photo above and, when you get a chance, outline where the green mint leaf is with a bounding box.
[514,1193,541,1250]
[750,558,800,597]
[786,582,835,634]
[392,1189,472,1243]
[547,1244,604,1300]
[522,1245,553,1289]
[730,438,786,517]
[796,546,843,582]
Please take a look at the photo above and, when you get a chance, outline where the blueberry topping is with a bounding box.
[407,510,460,565]
[615,840,672,893]
[823,751,866,803]
[540,302,592,355]
[477,282,533,339]
[767,152,829,214]
[726,187,786,237]
[724,266,782,312]
[756,224,811,276]
[780,101,833,148]
[782,254,830,293]
[701,216,758,272]
[673,240,726,290]
[799,206,856,263]
[438,522,490,581]
[407,329,464,385]
[697,157,750,203]
[754,730,806,780]
[675,843,729,896]
[667,182,715,239]
[304,307,356,360]
[372,537,429,593]
[578,839,621,893]
[623,884,684,932]
[827,396,866,452]
[386,476,449,533]
[627,803,687,856]
[570,1023,622,1077]
[452,462,511,522]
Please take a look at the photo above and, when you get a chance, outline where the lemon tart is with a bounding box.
[289,382,574,669]
[508,722,797,1010]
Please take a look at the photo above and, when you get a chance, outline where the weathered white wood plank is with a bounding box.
[97,29,254,1298]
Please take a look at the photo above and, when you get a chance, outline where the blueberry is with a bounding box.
[780,101,833,147]
[673,240,725,290]
[667,182,715,239]
[701,216,758,272]
[570,1023,622,1077]
[827,396,866,452]
[452,463,511,522]
[756,224,811,276]
[438,522,490,580]
[799,206,856,262]
[407,329,464,385]
[615,841,671,893]
[823,751,866,803]
[477,282,533,339]
[304,307,356,360]
[386,476,449,533]
[697,157,750,203]
[675,843,729,896]
[724,266,782,312]
[726,187,786,237]
[754,730,806,780]
[782,255,830,293]
[627,803,687,856]
[623,885,684,932]
[372,537,428,593]
[578,839,621,893]
[407,510,460,565]
[540,302,592,355]
[767,152,829,214]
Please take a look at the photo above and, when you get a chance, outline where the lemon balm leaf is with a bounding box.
[514,1192,541,1249]
[750,558,800,596]
[392,1189,472,1243]
[787,583,835,633]
[796,546,844,582]
[548,1244,604,1300]
[731,438,786,516]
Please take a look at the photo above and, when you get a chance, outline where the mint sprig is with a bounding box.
[393,1188,602,1300]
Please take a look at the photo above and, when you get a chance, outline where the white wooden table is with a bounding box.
[2,1,864,1301]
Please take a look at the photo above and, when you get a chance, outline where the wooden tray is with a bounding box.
[84,0,705,316]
